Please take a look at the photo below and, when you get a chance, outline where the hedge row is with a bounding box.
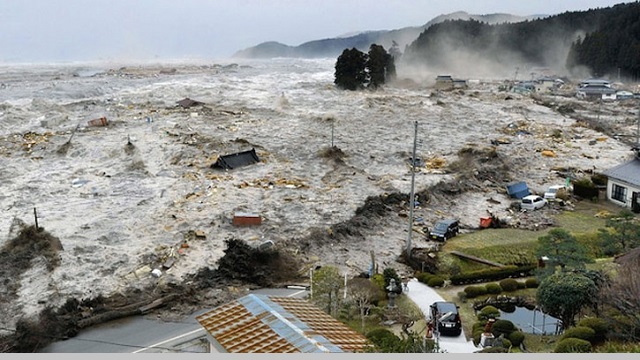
[450,265,536,285]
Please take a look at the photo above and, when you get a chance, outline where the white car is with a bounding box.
[521,195,547,210]
[544,185,568,201]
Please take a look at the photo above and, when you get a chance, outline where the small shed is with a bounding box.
[233,212,262,226]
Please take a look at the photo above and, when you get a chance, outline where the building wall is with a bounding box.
[606,178,640,209]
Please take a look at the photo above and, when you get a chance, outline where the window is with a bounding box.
[612,184,627,202]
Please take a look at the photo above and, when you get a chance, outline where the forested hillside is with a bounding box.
[403,1,640,80]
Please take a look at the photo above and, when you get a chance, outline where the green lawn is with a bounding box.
[438,201,616,272]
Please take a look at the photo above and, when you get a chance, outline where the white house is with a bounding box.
[602,156,640,213]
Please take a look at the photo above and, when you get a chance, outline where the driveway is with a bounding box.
[406,278,480,353]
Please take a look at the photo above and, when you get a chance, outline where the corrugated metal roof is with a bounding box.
[196,294,370,353]
[602,157,640,186]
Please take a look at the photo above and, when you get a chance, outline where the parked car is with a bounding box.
[429,219,459,242]
[544,185,569,201]
[429,301,462,336]
[521,195,547,210]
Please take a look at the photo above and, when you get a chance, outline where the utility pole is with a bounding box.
[331,120,334,148]
[406,121,418,259]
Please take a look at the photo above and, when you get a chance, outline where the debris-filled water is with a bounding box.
[0,58,636,337]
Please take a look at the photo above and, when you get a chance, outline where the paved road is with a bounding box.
[405,278,480,353]
[41,287,308,353]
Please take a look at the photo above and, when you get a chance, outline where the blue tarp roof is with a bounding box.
[506,181,530,199]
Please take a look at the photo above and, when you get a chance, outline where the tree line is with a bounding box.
[403,1,640,80]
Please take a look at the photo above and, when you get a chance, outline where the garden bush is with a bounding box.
[463,285,487,298]
[508,331,525,347]
[427,276,445,288]
[472,321,487,333]
[524,277,539,288]
[366,328,400,349]
[573,178,598,200]
[449,265,536,285]
[477,305,500,321]
[416,272,433,284]
[560,326,596,343]
[577,317,609,343]
[516,281,526,289]
[499,278,519,292]
[500,338,512,349]
[485,283,502,294]
[554,338,592,353]
[492,319,516,336]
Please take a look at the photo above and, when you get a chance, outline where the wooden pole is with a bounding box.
[34,207,39,230]
[406,121,418,259]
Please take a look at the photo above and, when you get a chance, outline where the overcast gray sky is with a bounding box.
[0,0,631,63]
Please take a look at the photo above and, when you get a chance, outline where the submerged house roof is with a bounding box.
[602,157,640,187]
[196,294,370,353]
[177,97,205,108]
[212,148,260,170]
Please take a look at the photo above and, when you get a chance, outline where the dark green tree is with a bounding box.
[334,48,368,90]
[535,228,594,279]
[382,267,403,295]
[597,210,640,256]
[537,272,597,329]
[367,44,392,89]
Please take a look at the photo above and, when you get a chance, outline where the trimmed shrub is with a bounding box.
[516,281,526,289]
[577,317,609,343]
[492,319,516,336]
[485,283,502,294]
[416,272,434,284]
[366,328,401,351]
[560,326,596,343]
[427,276,445,288]
[457,291,467,303]
[463,285,487,298]
[499,278,519,292]
[450,264,537,285]
[573,178,598,200]
[554,338,592,353]
[472,321,487,333]
[524,277,539,288]
[500,338,512,349]
[508,331,525,347]
[477,305,500,321]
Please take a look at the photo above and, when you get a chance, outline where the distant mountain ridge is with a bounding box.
[232,11,543,59]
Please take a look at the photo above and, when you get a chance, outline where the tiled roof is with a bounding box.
[602,157,640,187]
[196,294,370,353]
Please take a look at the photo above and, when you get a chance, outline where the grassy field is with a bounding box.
[438,199,622,273]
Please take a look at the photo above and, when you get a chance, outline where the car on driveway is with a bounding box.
[520,195,547,211]
[429,301,462,336]
[429,219,459,242]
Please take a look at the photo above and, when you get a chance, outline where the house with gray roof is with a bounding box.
[602,156,640,213]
